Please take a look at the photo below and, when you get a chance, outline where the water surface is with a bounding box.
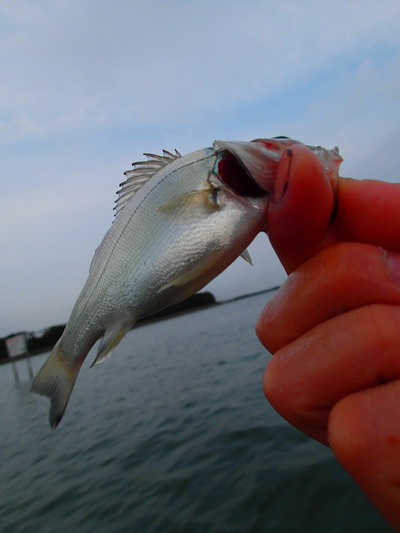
[0,293,390,532]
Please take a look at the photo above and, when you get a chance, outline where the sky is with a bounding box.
[1,0,400,337]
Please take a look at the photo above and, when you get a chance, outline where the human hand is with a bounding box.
[256,143,400,529]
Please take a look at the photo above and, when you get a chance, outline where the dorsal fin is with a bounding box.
[114,149,181,217]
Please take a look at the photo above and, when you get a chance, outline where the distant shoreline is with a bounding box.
[0,286,280,365]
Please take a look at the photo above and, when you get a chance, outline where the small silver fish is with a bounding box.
[32,138,342,428]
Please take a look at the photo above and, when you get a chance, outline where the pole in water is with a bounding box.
[26,353,34,381]
[5,334,28,385]
[10,359,20,385]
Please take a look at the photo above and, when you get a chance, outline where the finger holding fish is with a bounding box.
[257,139,400,439]
[256,242,400,353]
[260,287,400,528]
[262,139,400,271]
[263,302,400,443]
[257,143,400,529]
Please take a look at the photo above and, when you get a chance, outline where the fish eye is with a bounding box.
[217,152,266,198]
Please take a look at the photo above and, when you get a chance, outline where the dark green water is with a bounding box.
[0,293,391,532]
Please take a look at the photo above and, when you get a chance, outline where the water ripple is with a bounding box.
[0,294,391,533]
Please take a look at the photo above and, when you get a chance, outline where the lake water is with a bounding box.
[0,293,391,532]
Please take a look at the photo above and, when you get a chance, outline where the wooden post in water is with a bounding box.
[26,354,34,381]
[5,334,32,385]
[10,358,20,385]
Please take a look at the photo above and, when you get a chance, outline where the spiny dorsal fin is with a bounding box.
[114,149,182,217]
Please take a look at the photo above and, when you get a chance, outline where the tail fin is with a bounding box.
[31,339,81,429]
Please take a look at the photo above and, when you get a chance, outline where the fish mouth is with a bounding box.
[213,138,343,196]
[213,139,284,197]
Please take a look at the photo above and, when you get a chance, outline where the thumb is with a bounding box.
[266,143,400,273]
[266,144,336,272]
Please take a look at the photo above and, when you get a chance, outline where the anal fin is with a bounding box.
[91,321,133,367]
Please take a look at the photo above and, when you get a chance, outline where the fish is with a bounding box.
[32,137,342,428]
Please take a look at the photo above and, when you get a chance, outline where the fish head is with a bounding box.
[211,137,343,226]
[213,139,279,198]
[210,138,303,215]
[214,137,343,192]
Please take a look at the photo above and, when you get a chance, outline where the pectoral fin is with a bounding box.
[158,187,220,220]
[91,320,134,367]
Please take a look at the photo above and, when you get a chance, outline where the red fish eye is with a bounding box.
[217,152,266,197]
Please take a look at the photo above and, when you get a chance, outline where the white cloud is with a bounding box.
[1,1,400,140]
[1,0,400,335]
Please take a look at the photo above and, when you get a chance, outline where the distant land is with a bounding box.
[0,287,280,364]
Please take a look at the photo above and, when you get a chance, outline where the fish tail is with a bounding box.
[31,338,82,429]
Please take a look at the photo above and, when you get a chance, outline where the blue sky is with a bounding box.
[1,0,400,336]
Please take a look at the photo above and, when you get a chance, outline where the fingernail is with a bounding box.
[386,251,400,283]
[273,148,292,203]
